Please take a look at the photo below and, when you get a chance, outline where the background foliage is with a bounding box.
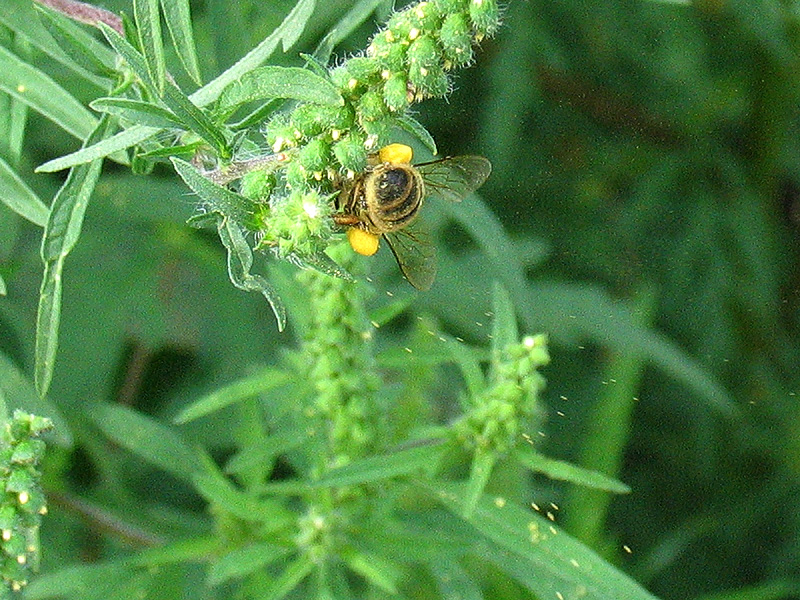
[1,0,799,599]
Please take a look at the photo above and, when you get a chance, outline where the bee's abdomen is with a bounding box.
[371,166,422,229]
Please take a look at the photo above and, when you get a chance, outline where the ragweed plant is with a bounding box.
[0,1,664,599]
[0,408,52,596]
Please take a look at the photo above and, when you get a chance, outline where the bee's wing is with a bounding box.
[384,222,437,291]
[416,156,492,203]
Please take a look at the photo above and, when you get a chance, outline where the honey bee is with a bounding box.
[334,143,492,290]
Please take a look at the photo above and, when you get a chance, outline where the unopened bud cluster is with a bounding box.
[295,243,381,466]
[263,0,500,182]
[455,335,549,454]
[254,188,334,259]
[0,411,52,593]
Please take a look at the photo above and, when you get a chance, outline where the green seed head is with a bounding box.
[298,137,332,172]
[440,13,474,68]
[333,133,368,173]
[358,90,389,122]
[469,0,500,37]
[383,73,411,111]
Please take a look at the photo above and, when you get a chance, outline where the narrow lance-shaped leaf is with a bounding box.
[0,44,96,140]
[313,0,388,64]
[431,482,660,600]
[217,66,342,117]
[0,157,48,226]
[190,0,316,107]
[134,0,167,94]
[36,124,156,173]
[170,157,260,228]
[514,448,630,494]
[99,23,230,158]
[489,281,517,380]
[159,0,202,85]
[175,367,291,424]
[35,116,111,397]
[90,97,183,129]
[90,403,201,483]
[218,218,287,333]
[35,4,117,77]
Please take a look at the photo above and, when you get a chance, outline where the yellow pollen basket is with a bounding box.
[378,143,413,164]
[347,228,380,256]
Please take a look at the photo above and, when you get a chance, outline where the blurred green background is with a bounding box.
[3,0,800,598]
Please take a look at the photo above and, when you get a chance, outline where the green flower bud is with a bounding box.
[469,0,500,37]
[409,61,449,98]
[240,169,276,201]
[368,31,407,71]
[10,440,45,466]
[333,133,367,172]
[291,104,335,138]
[298,137,332,172]
[0,506,15,531]
[264,115,298,152]
[410,2,442,33]
[285,160,310,189]
[329,65,352,93]
[439,13,474,68]
[259,189,332,258]
[346,57,381,83]
[434,0,468,13]
[407,34,442,69]
[383,73,411,111]
[5,469,33,495]
[357,90,388,122]
[387,11,415,40]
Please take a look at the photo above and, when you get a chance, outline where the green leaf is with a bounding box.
[429,558,484,600]
[35,116,110,397]
[159,0,202,85]
[36,125,157,173]
[190,0,316,107]
[257,555,314,600]
[170,157,259,227]
[312,0,387,64]
[443,194,737,415]
[218,218,287,332]
[225,428,306,478]
[90,403,201,482]
[462,448,496,518]
[193,456,295,524]
[311,442,446,488]
[396,114,438,156]
[0,275,5,296]
[35,4,117,77]
[0,156,48,226]
[445,336,486,401]
[208,543,292,586]
[100,23,230,158]
[1,0,110,85]
[175,367,291,423]
[217,66,342,117]
[0,352,71,446]
[346,552,399,595]
[289,250,354,283]
[489,281,517,378]
[514,449,631,494]
[431,483,660,600]
[90,97,182,128]
[0,44,96,140]
[135,0,167,94]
